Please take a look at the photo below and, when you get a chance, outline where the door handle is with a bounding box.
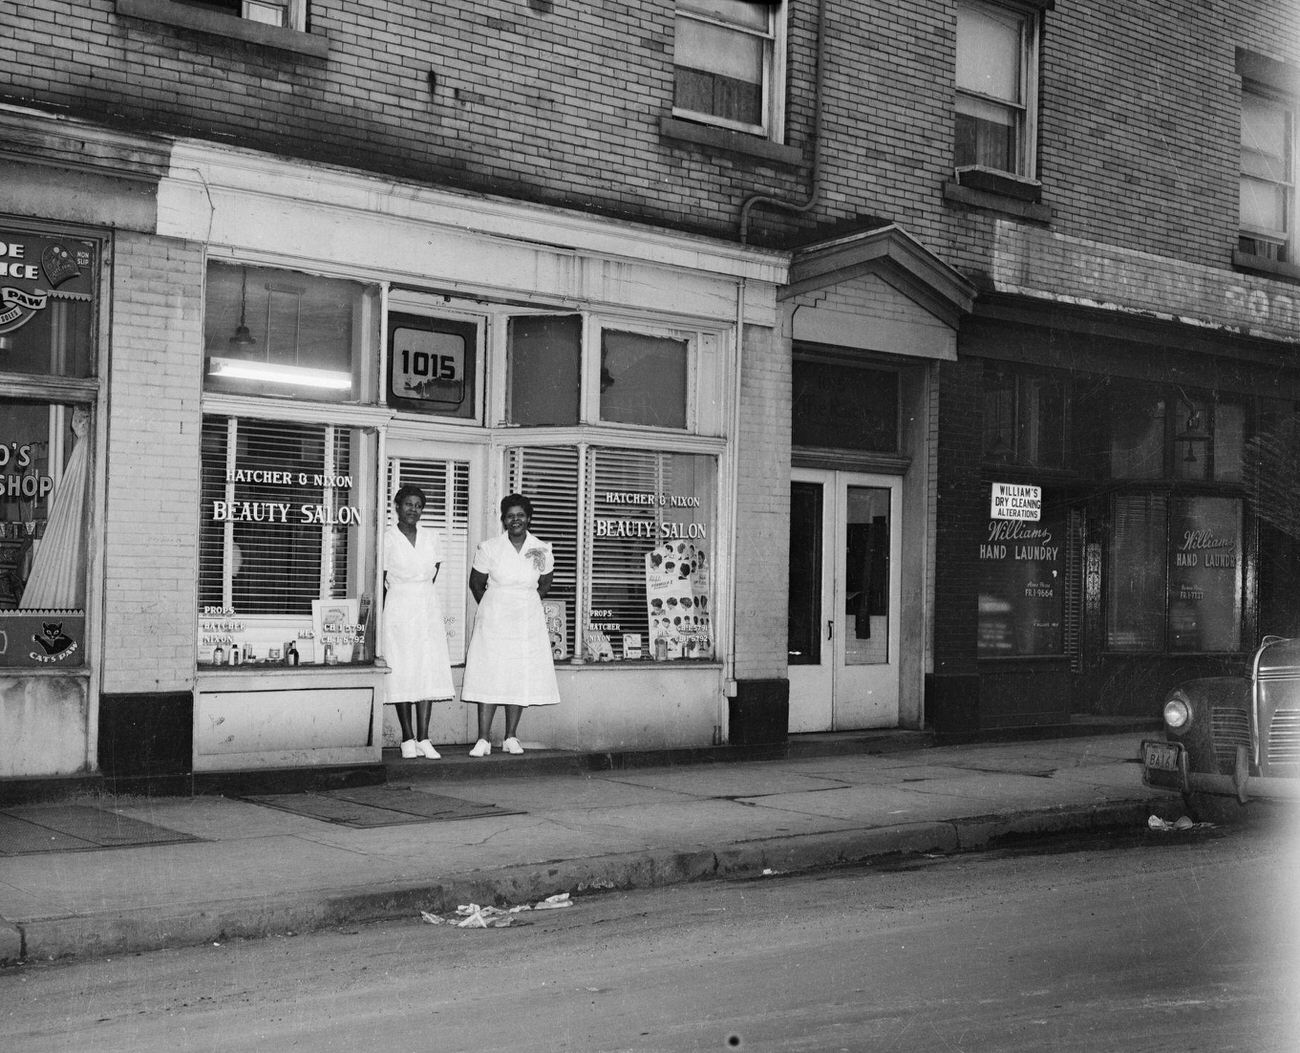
[827,620,834,640]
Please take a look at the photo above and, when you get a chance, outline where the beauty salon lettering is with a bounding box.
[595,490,706,540]
[210,469,361,525]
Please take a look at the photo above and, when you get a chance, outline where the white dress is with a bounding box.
[382,524,455,703]
[461,532,561,706]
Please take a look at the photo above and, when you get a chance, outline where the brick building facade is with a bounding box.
[1,1,1298,790]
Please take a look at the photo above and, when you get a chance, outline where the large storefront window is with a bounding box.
[506,444,716,662]
[1107,493,1242,653]
[203,262,373,404]
[0,226,99,668]
[198,415,379,666]
[977,506,1065,656]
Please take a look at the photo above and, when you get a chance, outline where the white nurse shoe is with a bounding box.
[469,738,491,757]
[400,739,420,759]
[502,737,524,755]
[415,739,441,759]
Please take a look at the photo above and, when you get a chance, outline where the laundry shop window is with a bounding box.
[1107,493,1242,654]
[981,366,1065,467]
[505,444,717,664]
[198,415,379,666]
[203,262,374,405]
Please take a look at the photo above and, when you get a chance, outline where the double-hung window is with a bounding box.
[673,1,785,139]
[172,0,306,29]
[1240,86,1294,263]
[955,0,1040,179]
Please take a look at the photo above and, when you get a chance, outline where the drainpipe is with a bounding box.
[739,0,828,244]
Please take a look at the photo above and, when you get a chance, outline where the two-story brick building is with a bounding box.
[1,1,1297,793]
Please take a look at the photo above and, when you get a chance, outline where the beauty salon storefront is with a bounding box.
[170,141,788,777]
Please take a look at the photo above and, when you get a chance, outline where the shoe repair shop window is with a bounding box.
[1103,384,1246,483]
[198,415,379,667]
[204,262,373,405]
[503,445,718,663]
[0,227,99,668]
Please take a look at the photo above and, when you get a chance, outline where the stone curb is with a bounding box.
[7,798,1158,966]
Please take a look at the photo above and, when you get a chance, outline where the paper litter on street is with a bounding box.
[1147,814,1212,832]
[420,892,574,928]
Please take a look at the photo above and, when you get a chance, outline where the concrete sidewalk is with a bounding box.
[0,731,1172,966]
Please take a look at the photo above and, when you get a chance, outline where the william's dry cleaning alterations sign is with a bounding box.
[990,482,1041,522]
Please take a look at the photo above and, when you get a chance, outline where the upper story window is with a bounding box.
[955,0,1040,179]
[673,1,786,140]
[1239,86,1294,264]
[173,0,305,29]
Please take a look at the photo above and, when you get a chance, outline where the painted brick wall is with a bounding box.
[732,322,791,682]
[3,1,1297,276]
[100,231,204,694]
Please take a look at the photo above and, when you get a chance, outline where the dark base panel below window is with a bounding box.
[98,691,193,779]
[728,679,790,746]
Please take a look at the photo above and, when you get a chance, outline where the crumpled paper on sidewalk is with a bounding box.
[1147,814,1212,832]
[420,892,572,928]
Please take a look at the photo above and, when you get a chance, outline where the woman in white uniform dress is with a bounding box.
[383,484,455,759]
[462,493,560,756]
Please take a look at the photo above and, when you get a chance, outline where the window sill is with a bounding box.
[1232,249,1300,283]
[660,116,804,167]
[116,0,329,58]
[944,179,1052,223]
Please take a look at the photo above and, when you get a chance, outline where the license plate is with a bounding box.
[1142,740,1182,773]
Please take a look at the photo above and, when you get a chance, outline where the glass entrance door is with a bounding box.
[788,469,901,731]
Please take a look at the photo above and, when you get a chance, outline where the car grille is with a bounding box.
[1211,706,1251,772]
[1266,706,1300,771]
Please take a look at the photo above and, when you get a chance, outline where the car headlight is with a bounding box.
[1163,696,1190,730]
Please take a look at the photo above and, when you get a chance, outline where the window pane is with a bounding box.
[589,448,715,662]
[506,446,580,657]
[1109,390,1165,479]
[1169,496,1241,653]
[0,229,98,378]
[956,4,1021,102]
[506,316,581,426]
[1240,176,1288,234]
[679,0,770,32]
[1107,493,1168,651]
[199,416,377,665]
[599,330,688,429]
[1214,402,1245,482]
[387,313,477,419]
[675,17,764,126]
[1174,396,1209,482]
[1,399,91,668]
[978,508,1065,656]
[787,481,822,664]
[1241,93,1290,183]
[204,263,365,403]
[1019,376,1065,468]
[792,359,898,452]
[955,97,1017,171]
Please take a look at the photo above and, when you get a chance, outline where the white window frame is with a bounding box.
[1239,83,1295,263]
[954,0,1040,180]
[243,0,305,29]
[672,1,788,142]
[491,306,725,437]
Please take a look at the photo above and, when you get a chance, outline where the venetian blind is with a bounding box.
[386,457,472,662]
[506,445,580,656]
[198,416,354,615]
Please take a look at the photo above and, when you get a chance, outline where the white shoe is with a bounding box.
[415,739,441,759]
[400,739,420,759]
[502,737,524,755]
[469,738,491,758]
